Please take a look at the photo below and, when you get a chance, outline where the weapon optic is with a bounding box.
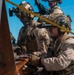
[9,7,19,17]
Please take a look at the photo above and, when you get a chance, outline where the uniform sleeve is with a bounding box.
[53,8,63,14]
[47,7,63,22]
[41,42,74,71]
[33,28,50,56]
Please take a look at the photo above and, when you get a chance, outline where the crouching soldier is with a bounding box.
[29,14,74,75]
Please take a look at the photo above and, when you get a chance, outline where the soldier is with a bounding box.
[27,0,64,74]
[29,14,74,75]
[17,0,50,55]
[16,1,37,54]
[32,22,50,57]
[39,0,63,23]
[32,0,63,57]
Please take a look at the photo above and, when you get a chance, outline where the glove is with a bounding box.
[29,54,40,66]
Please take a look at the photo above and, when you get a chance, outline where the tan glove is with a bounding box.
[29,54,40,66]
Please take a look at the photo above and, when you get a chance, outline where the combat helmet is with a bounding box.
[19,1,34,18]
[37,14,72,34]
[55,14,72,33]
[9,0,34,26]
[48,0,62,4]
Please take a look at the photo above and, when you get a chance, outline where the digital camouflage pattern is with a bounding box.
[33,27,50,57]
[41,33,74,75]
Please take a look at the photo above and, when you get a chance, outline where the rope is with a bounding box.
[5,0,74,35]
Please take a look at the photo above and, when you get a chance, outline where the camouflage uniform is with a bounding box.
[17,19,50,55]
[16,1,36,54]
[33,27,50,57]
[17,20,41,54]
[47,6,63,20]
[41,33,74,75]
[39,6,63,23]
[32,5,74,75]
[32,5,63,57]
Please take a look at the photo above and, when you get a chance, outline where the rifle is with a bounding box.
[34,0,48,15]
[37,23,52,28]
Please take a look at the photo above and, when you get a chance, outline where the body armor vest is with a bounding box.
[17,25,38,54]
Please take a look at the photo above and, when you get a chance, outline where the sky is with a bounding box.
[5,0,74,40]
